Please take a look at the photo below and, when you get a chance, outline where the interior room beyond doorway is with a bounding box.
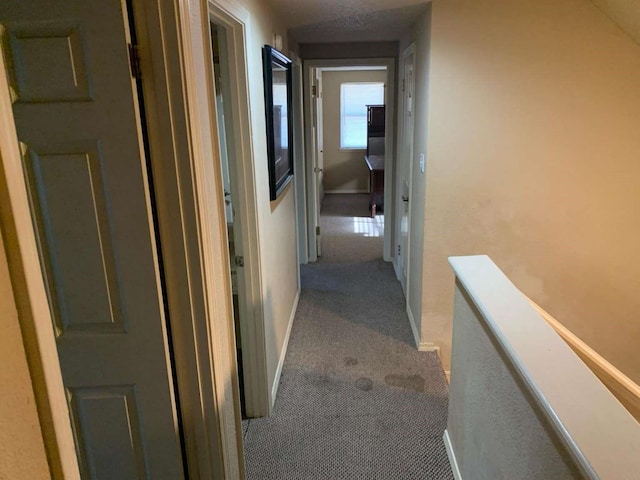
[309,64,392,261]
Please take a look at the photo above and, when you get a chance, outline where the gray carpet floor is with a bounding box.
[243,194,454,479]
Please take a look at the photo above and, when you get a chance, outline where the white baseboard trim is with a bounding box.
[406,304,421,350]
[271,289,301,407]
[407,304,440,353]
[419,342,440,353]
[443,430,462,480]
[324,189,368,194]
[393,256,403,283]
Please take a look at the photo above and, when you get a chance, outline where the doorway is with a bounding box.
[1,1,187,478]
[208,8,271,418]
[303,60,396,263]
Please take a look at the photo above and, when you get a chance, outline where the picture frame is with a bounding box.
[262,45,294,200]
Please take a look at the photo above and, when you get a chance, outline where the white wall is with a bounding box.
[0,230,50,480]
[321,69,388,193]
[423,0,640,379]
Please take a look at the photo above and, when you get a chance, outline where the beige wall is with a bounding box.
[424,0,640,380]
[321,69,387,192]
[240,0,301,398]
[592,0,640,44]
[0,232,50,480]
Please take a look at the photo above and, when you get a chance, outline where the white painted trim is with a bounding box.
[392,253,403,282]
[303,66,318,261]
[0,30,81,480]
[139,0,245,475]
[320,66,388,72]
[443,430,463,480]
[271,289,301,406]
[208,0,271,420]
[324,189,369,194]
[420,343,441,354]
[405,304,440,353]
[303,58,396,263]
[449,255,640,479]
[527,297,640,421]
[291,55,308,264]
[406,304,421,349]
[406,304,438,352]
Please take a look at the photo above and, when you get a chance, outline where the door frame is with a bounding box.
[291,55,308,264]
[207,0,271,418]
[303,58,396,262]
[0,0,245,478]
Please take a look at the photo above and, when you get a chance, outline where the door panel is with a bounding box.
[399,47,415,291]
[2,1,185,478]
[69,386,147,479]
[25,144,124,334]
[316,71,324,205]
[312,69,323,256]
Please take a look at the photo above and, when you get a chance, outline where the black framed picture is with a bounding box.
[262,45,294,201]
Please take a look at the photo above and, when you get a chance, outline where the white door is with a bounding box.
[316,70,325,206]
[398,46,416,292]
[2,1,185,478]
[312,69,324,256]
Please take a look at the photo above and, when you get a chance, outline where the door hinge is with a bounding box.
[128,43,142,79]
[398,244,401,255]
[234,256,244,267]
[402,79,405,93]
[311,85,317,97]
[316,226,320,235]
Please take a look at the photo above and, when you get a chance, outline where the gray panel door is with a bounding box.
[1,1,186,478]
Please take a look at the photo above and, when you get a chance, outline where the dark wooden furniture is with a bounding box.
[365,105,385,216]
[364,155,384,218]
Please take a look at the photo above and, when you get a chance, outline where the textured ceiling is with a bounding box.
[266,0,429,44]
[267,0,640,46]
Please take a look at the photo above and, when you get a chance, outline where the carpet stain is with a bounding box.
[384,374,426,392]
[355,377,373,391]
[304,371,330,386]
[344,357,358,366]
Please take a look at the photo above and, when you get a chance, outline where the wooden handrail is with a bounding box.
[526,297,640,423]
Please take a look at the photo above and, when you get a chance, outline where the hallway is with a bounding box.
[243,194,454,479]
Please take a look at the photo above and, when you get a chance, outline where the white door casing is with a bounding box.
[306,67,322,258]
[314,69,324,256]
[1,1,185,478]
[303,58,395,263]
[208,12,271,418]
[292,55,308,264]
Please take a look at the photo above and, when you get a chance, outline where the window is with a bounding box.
[340,82,384,149]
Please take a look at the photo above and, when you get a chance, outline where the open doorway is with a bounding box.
[210,21,248,415]
[303,60,396,263]
[208,12,270,418]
